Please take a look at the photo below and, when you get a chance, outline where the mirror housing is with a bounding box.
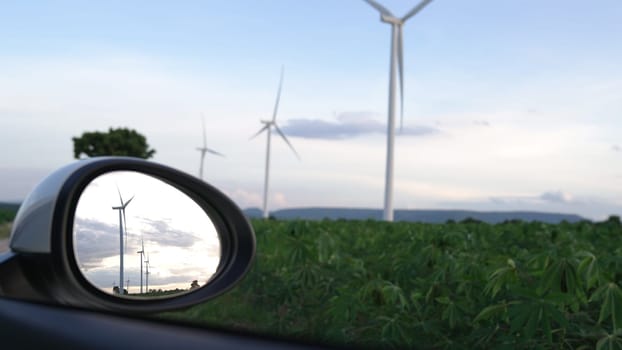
[0,157,255,313]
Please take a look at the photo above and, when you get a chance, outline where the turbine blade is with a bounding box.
[363,0,393,17]
[272,66,285,122]
[402,0,433,22]
[123,195,134,208]
[274,124,300,159]
[206,148,225,157]
[397,24,405,132]
[116,186,123,205]
[122,209,128,254]
[249,124,269,140]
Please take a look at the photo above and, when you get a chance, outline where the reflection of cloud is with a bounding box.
[540,190,573,203]
[151,274,196,288]
[158,271,211,286]
[280,112,440,140]
[84,269,122,291]
[140,218,200,248]
[82,259,217,293]
[74,218,120,269]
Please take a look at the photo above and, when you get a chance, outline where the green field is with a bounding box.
[164,217,622,349]
[0,208,16,224]
[0,222,11,240]
[0,207,17,239]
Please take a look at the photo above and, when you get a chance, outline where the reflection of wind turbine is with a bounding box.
[137,238,144,294]
[250,66,300,219]
[196,115,224,180]
[144,253,150,293]
[112,188,134,297]
[363,0,434,222]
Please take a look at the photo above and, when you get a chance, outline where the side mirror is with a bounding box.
[0,157,255,313]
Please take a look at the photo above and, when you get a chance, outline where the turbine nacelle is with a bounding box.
[381,15,402,25]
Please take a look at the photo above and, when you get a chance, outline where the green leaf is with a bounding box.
[597,333,622,350]
[524,307,540,339]
[474,303,507,323]
[544,304,568,329]
[435,296,451,305]
[509,304,530,334]
[578,252,602,289]
[542,313,552,344]
[484,262,518,298]
[597,283,622,330]
[441,302,460,329]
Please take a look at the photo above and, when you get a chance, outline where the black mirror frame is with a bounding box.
[0,157,255,313]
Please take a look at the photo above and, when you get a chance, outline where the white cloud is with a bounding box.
[540,191,573,203]
[280,111,440,140]
[226,188,262,208]
[272,192,288,208]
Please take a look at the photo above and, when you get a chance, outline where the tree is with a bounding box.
[190,280,200,289]
[72,127,156,159]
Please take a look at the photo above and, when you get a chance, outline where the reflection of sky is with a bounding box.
[73,171,221,294]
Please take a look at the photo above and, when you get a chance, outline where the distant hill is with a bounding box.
[244,207,585,224]
[243,208,263,219]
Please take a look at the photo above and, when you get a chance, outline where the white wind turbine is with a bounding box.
[196,116,224,180]
[112,188,134,296]
[250,66,300,219]
[136,238,144,294]
[363,0,434,222]
[144,253,151,293]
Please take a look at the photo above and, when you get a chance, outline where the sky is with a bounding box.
[1,0,621,220]
[74,171,221,293]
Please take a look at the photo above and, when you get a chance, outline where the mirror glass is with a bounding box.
[73,170,221,298]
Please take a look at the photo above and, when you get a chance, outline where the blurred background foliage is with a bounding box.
[163,217,622,348]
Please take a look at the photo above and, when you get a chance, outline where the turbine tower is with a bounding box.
[250,66,299,219]
[136,238,144,294]
[144,253,150,293]
[363,0,434,221]
[196,116,224,180]
[112,188,134,297]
